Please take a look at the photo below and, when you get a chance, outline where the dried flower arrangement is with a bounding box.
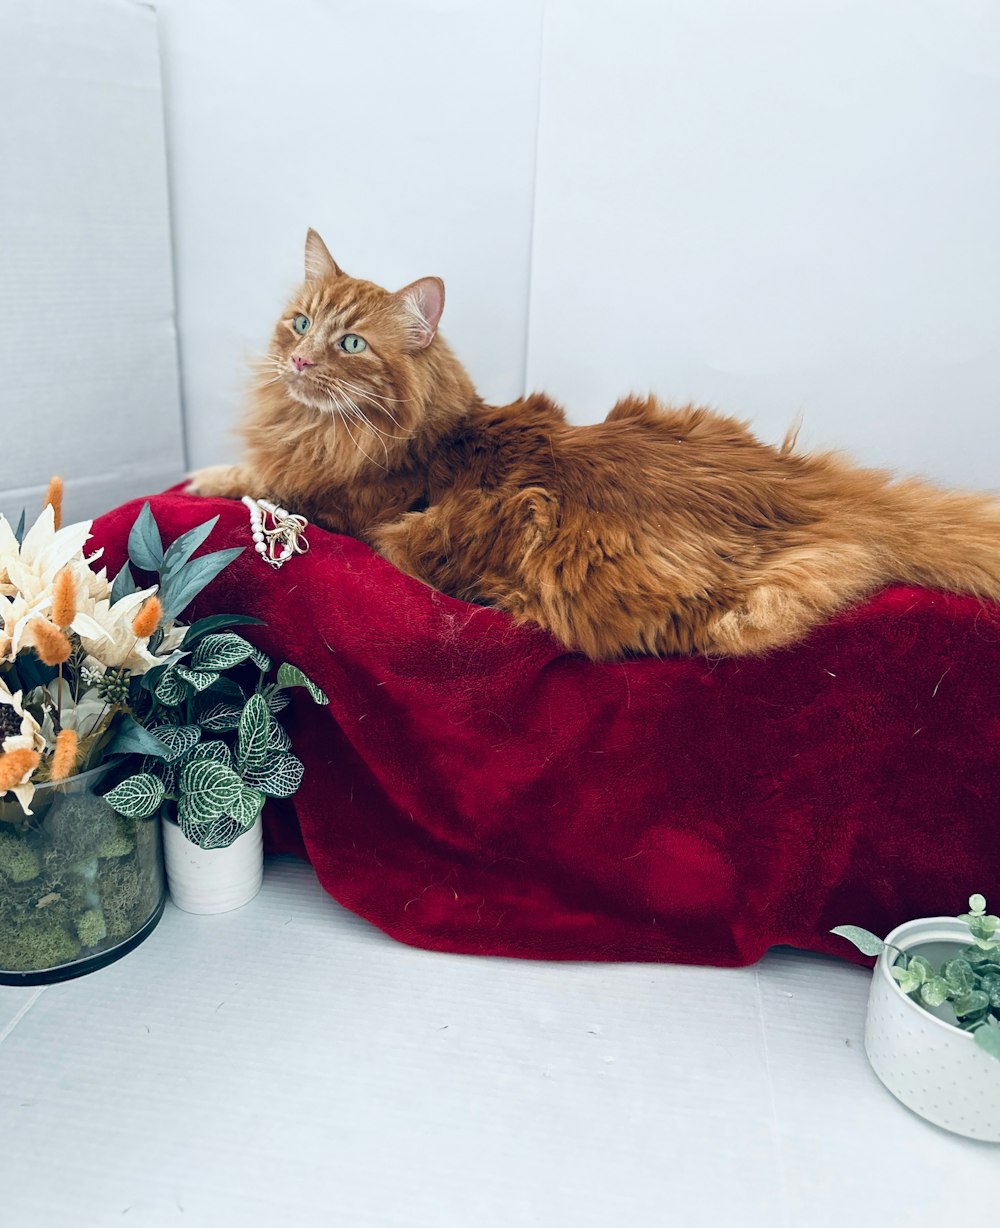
[0,484,325,976]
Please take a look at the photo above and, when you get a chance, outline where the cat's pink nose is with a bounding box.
[291,354,315,372]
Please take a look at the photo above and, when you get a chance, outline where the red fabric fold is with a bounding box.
[90,492,1000,966]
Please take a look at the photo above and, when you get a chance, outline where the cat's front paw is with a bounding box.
[184,464,247,500]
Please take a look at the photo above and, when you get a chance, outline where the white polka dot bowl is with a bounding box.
[865,917,1000,1141]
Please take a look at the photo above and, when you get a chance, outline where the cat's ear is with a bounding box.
[304,229,342,281]
[394,277,445,349]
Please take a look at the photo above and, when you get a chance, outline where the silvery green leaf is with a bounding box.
[160,516,220,584]
[919,977,951,1008]
[979,975,1000,1009]
[198,702,243,732]
[242,752,304,799]
[155,668,191,706]
[191,632,255,672]
[104,773,165,819]
[109,715,171,760]
[159,547,243,623]
[891,967,920,995]
[945,958,975,994]
[237,693,272,772]
[178,758,243,822]
[152,724,202,763]
[174,665,220,693]
[275,662,328,705]
[127,502,164,571]
[953,989,990,1018]
[110,561,138,604]
[975,1025,1000,1062]
[969,894,987,915]
[185,740,233,770]
[830,926,885,957]
[907,955,933,985]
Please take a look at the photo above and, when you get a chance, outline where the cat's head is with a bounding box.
[262,229,447,435]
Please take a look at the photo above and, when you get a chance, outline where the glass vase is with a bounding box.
[0,765,165,984]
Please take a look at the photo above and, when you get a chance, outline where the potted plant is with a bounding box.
[0,486,327,982]
[99,502,327,914]
[833,895,1000,1141]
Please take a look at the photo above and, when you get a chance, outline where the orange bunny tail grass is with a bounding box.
[44,475,64,531]
[49,729,79,783]
[52,568,77,628]
[0,749,40,792]
[131,595,163,639]
[32,620,73,667]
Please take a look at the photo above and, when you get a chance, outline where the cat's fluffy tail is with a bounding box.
[877,477,1000,601]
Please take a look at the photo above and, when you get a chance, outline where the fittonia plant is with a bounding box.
[101,503,327,849]
[833,895,1000,1063]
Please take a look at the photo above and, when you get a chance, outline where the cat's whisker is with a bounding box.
[341,394,392,467]
[336,381,409,431]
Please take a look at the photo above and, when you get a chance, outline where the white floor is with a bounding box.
[1,858,995,1227]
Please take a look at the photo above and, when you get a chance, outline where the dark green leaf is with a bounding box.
[159,547,243,623]
[127,502,164,572]
[110,562,138,604]
[181,614,267,649]
[267,689,290,714]
[13,508,26,546]
[108,715,171,760]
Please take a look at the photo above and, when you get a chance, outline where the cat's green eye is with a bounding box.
[293,314,310,335]
[341,334,367,354]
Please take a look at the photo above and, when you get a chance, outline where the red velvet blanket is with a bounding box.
[91,493,1000,967]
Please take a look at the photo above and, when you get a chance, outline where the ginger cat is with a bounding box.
[189,229,1000,660]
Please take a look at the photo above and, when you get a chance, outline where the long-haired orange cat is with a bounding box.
[188,229,1000,660]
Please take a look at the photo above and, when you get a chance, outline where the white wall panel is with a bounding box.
[0,0,185,523]
[526,1,1000,490]
[156,0,545,470]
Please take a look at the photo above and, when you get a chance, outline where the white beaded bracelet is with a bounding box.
[241,496,310,570]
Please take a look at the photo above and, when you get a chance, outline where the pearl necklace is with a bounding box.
[241,496,310,569]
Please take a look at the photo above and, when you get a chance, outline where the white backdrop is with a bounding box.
[5,1,996,506]
[155,0,545,470]
[527,0,1000,489]
[0,0,184,522]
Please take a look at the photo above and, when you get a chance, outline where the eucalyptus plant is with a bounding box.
[102,503,327,849]
[833,894,1000,1063]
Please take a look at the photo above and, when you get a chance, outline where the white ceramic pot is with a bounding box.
[161,815,263,915]
[864,916,1000,1141]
